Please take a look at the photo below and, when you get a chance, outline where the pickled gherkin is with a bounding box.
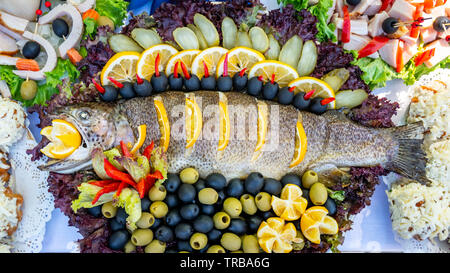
[321,68,350,92]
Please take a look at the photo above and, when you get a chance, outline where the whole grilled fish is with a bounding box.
[39,91,428,183]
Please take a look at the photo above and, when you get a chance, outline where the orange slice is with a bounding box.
[289,121,307,168]
[300,206,339,245]
[215,47,265,78]
[100,51,141,86]
[137,44,178,80]
[257,217,301,253]
[288,77,335,109]
[191,46,228,79]
[40,119,82,159]
[130,124,147,154]
[218,93,230,151]
[248,60,298,87]
[165,49,201,78]
[271,184,308,221]
[185,94,203,148]
[154,97,170,152]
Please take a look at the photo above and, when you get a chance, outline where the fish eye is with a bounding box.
[78,110,90,120]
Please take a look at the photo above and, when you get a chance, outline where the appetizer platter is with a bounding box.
[0,0,448,253]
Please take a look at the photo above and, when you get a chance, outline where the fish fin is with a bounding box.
[312,165,352,187]
[387,126,430,184]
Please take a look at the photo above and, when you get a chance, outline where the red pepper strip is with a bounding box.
[136,74,143,85]
[147,170,164,180]
[424,0,435,11]
[174,61,179,78]
[143,141,154,160]
[180,62,191,79]
[120,141,132,158]
[239,68,247,77]
[379,0,394,12]
[320,97,335,106]
[115,181,127,197]
[288,86,295,92]
[108,77,124,88]
[304,89,315,100]
[342,6,351,44]
[92,78,105,94]
[89,180,120,187]
[146,176,156,192]
[92,182,121,205]
[396,40,404,73]
[358,36,390,59]
[203,61,209,78]
[155,53,160,77]
[103,158,137,188]
[257,75,264,82]
[223,53,229,77]
[410,5,424,38]
[136,178,147,198]
[415,48,435,66]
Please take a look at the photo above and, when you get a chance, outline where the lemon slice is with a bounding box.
[101,51,141,86]
[165,49,201,78]
[154,97,170,152]
[185,94,203,148]
[255,101,268,152]
[300,206,339,244]
[248,60,299,87]
[137,44,178,80]
[289,121,307,168]
[288,77,336,109]
[41,142,79,160]
[40,119,81,159]
[257,217,297,253]
[218,93,230,151]
[216,47,265,78]
[130,124,147,154]
[191,46,228,79]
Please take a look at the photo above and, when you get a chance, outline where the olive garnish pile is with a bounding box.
[86,167,338,253]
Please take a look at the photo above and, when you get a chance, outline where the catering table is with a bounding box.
[35,0,407,253]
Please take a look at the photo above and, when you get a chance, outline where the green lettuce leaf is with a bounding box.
[327,188,346,202]
[104,147,125,171]
[83,17,98,39]
[117,155,150,183]
[71,182,115,212]
[115,188,142,229]
[278,0,336,42]
[151,146,168,183]
[95,0,129,27]
[0,65,23,99]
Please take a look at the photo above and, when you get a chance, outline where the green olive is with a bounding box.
[124,240,136,253]
[207,245,226,253]
[145,240,166,253]
[190,232,208,250]
[101,202,117,218]
[150,201,168,218]
[223,197,242,217]
[292,230,305,251]
[136,212,155,229]
[242,235,260,253]
[302,170,318,189]
[149,185,167,201]
[97,15,115,29]
[179,167,199,184]
[179,251,190,253]
[20,80,37,100]
[255,192,272,212]
[220,233,241,251]
[309,182,328,205]
[240,194,257,215]
[213,211,231,229]
[198,188,218,205]
[131,229,154,246]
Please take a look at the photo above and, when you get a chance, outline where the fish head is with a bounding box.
[39,102,133,174]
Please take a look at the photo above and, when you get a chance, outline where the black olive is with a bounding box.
[52,18,69,38]
[277,87,295,105]
[119,82,136,99]
[133,79,152,97]
[346,0,361,5]
[140,197,151,211]
[207,229,222,242]
[100,85,118,102]
[177,240,193,252]
[247,215,263,233]
[247,76,263,96]
[309,97,328,115]
[215,190,226,208]
[226,178,245,198]
[155,225,174,243]
[164,194,179,209]
[151,73,168,93]
[324,198,337,215]
[168,73,183,90]
[199,244,210,253]
[108,230,129,250]
[178,184,196,203]
[433,16,450,32]
[205,173,227,191]
[195,179,207,192]
[228,218,247,235]
[382,17,399,35]
[244,172,265,195]
[184,74,201,91]
[115,207,128,225]
[217,75,233,92]
[166,249,178,253]
[292,91,311,110]
[151,217,162,229]
[22,41,41,59]
[193,215,214,233]
[260,210,276,219]
[109,218,125,232]
[175,223,194,240]
[201,76,216,90]
[232,73,248,92]
[165,173,181,193]
[165,209,182,227]
[86,206,102,218]
[280,173,302,187]
[262,81,279,100]
[201,204,215,215]
[263,178,282,195]
[180,203,200,220]
[302,189,311,205]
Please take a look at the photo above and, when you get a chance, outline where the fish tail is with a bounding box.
[387,122,430,184]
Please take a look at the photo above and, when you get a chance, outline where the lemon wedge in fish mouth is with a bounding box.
[40,119,82,159]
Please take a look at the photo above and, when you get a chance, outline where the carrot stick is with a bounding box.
[16,59,40,71]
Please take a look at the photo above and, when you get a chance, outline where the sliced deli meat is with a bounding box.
[73,0,96,13]
[334,17,369,36]
[343,33,380,58]
[364,0,382,16]
[424,39,450,68]
[420,25,438,44]
[379,38,399,68]
[368,11,389,37]
[0,10,29,36]
[388,0,416,21]
[350,0,377,17]
[0,31,18,56]
[0,0,40,21]
[38,4,83,59]
[0,55,19,66]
